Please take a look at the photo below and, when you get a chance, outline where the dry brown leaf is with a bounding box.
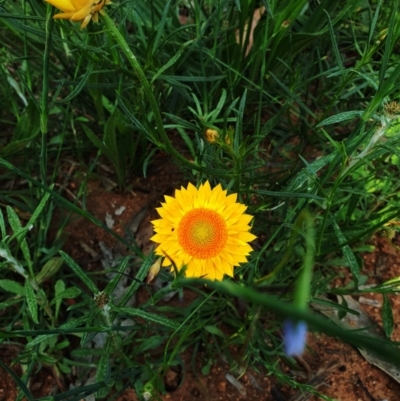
[313,295,400,384]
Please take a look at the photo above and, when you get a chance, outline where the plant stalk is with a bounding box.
[101,12,198,170]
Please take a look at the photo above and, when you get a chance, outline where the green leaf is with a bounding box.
[59,251,99,294]
[134,335,165,353]
[382,295,394,338]
[26,188,52,231]
[152,40,194,83]
[0,279,25,295]
[209,89,227,121]
[103,256,129,296]
[251,189,324,200]
[317,111,364,127]
[0,299,23,309]
[204,325,226,338]
[26,316,90,348]
[115,307,179,329]
[82,124,111,159]
[324,9,343,70]
[24,279,38,324]
[7,205,23,237]
[35,257,63,285]
[54,280,65,322]
[56,62,95,104]
[152,0,171,55]
[6,206,32,272]
[332,220,360,284]
[286,154,335,192]
[368,0,382,44]
[95,339,112,398]
[269,72,315,118]
[52,287,81,303]
[234,89,247,152]
[378,0,399,87]
[0,101,40,157]
[116,256,153,308]
[260,100,292,138]
[0,209,5,238]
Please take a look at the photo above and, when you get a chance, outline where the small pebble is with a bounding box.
[115,205,126,216]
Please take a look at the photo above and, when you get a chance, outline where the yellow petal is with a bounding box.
[208,184,224,208]
[151,218,172,228]
[156,207,180,224]
[225,193,238,207]
[202,181,212,206]
[164,195,176,204]
[153,226,177,236]
[71,4,92,21]
[237,232,257,242]
[53,12,76,19]
[187,182,197,199]
[161,257,171,267]
[46,0,76,12]
[226,212,253,226]
[211,255,226,276]
[195,182,207,208]
[220,203,246,220]
[226,236,249,247]
[150,233,172,244]
[219,256,234,276]
[227,224,252,234]
[219,250,238,266]
[213,270,224,281]
[178,186,194,210]
[204,263,215,280]
[71,0,92,8]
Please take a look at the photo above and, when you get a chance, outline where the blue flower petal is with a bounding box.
[283,320,308,356]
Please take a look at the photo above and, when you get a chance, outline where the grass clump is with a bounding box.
[1,0,400,399]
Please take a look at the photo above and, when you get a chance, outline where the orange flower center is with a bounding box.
[177,208,228,259]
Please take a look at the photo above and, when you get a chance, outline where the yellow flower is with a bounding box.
[205,129,219,143]
[151,181,256,281]
[45,0,111,29]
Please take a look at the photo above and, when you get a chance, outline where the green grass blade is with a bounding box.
[114,307,179,329]
[24,279,38,324]
[59,251,99,295]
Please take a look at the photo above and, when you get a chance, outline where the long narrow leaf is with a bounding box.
[115,306,179,329]
[24,279,38,324]
[59,251,99,295]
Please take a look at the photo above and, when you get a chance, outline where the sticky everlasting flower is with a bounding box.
[151,181,256,281]
[45,0,111,29]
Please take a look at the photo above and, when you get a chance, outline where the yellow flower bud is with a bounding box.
[205,129,219,143]
[146,257,162,283]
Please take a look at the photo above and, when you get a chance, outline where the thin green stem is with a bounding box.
[101,12,199,171]
[40,4,54,182]
[294,210,314,310]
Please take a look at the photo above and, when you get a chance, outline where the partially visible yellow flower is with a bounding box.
[45,0,111,29]
[205,129,219,143]
[151,181,256,281]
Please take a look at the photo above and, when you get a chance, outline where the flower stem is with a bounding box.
[101,12,195,169]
